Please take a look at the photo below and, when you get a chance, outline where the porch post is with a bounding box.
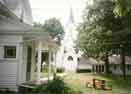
[37,41,42,83]
[31,41,36,81]
[48,50,52,81]
[53,51,57,79]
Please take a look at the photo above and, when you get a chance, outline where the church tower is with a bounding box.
[62,5,78,72]
[55,2,79,72]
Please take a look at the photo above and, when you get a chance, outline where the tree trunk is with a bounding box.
[105,52,110,74]
[53,52,57,80]
[121,47,126,80]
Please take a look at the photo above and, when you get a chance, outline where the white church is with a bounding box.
[56,7,79,72]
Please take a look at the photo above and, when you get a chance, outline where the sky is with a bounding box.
[29,0,87,26]
[29,0,87,59]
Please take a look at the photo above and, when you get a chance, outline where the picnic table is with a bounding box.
[93,79,106,89]
[86,78,112,90]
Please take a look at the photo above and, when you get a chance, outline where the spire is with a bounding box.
[69,6,74,23]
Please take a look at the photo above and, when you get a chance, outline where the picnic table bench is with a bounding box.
[93,79,106,89]
[86,78,112,90]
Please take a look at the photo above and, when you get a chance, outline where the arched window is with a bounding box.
[67,56,73,61]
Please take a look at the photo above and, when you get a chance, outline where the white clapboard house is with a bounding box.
[92,55,131,75]
[0,1,58,91]
[108,55,131,75]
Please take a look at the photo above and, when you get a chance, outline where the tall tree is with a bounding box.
[77,0,115,73]
[114,0,131,79]
[77,0,131,78]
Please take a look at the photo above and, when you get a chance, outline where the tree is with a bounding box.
[77,0,116,73]
[114,0,131,17]
[77,0,131,78]
[34,18,64,44]
[114,0,131,79]
[43,18,64,43]
[34,22,44,28]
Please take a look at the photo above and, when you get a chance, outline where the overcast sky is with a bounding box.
[29,0,86,25]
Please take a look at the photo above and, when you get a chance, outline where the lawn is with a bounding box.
[0,73,131,94]
[63,73,131,94]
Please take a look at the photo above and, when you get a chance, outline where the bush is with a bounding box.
[77,69,92,73]
[33,77,71,94]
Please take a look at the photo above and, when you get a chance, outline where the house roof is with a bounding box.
[0,15,33,32]
[0,2,49,36]
[109,55,131,64]
[0,2,59,48]
[78,56,104,65]
[0,0,33,24]
[0,14,50,37]
[0,2,33,32]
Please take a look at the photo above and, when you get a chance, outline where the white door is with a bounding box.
[65,56,77,72]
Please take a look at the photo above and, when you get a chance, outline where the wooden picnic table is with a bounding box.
[93,78,106,89]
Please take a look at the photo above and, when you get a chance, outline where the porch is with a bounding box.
[23,34,59,84]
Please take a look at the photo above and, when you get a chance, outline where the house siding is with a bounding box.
[0,62,17,90]
[0,35,23,91]
[110,64,131,75]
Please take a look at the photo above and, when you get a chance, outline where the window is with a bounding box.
[4,46,16,58]
[127,65,131,70]
[114,65,117,70]
[77,58,80,62]
[67,56,73,61]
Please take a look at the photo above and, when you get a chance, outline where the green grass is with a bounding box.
[63,73,131,94]
[1,73,130,94]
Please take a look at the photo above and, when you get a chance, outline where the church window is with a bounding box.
[67,56,73,61]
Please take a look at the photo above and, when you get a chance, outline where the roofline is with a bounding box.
[0,30,49,36]
[0,2,32,26]
[0,2,19,20]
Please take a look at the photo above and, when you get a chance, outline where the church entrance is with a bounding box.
[65,56,77,72]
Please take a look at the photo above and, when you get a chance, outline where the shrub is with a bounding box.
[77,69,92,73]
[32,77,71,94]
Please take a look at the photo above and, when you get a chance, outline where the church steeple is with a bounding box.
[64,0,75,28]
[69,6,74,24]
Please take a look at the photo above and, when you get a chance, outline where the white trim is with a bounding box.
[37,41,42,83]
